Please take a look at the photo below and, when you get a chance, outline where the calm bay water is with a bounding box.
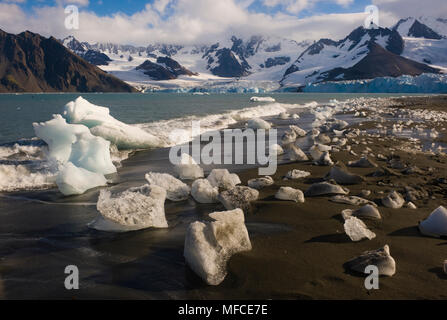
[0,92,412,145]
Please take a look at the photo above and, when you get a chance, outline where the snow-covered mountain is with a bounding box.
[60,17,446,92]
[393,17,447,70]
[281,26,439,87]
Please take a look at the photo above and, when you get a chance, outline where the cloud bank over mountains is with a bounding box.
[0,0,445,46]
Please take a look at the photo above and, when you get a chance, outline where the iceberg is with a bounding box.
[63,96,162,149]
[90,184,168,232]
[218,186,259,212]
[275,186,305,203]
[56,162,107,196]
[250,96,275,102]
[345,245,396,276]
[184,208,252,285]
[33,115,116,175]
[145,172,191,201]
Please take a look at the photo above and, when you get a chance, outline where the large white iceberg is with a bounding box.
[56,162,107,196]
[184,208,252,285]
[33,115,116,175]
[145,172,190,201]
[90,184,168,232]
[63,96,162,149]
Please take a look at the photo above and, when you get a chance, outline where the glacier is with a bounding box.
[302,73,447,93]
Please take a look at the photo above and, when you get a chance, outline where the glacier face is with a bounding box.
[302,73,447,93]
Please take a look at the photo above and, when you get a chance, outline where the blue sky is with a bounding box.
[18,0,371,18]
[0,0,444,45]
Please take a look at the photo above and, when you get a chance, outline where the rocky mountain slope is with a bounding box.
[0,30,136,93]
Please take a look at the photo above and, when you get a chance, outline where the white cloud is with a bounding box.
[372,0,447,20]
[0,0,411,46]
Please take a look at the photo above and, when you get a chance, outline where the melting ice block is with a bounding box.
[345,245,396,277]
[191,179,219,203]
[218,186,259,212]
[174,153,204,180]
[63,96,162,149]
[207,169,241,190]
[56,162,107,196]
[275,186,305,203]
[90,184,168,232]
[344,216,376,241]
[145,172,190,201]
[33,115,116,175]
[419,206,447,238]
[184,208,252,285]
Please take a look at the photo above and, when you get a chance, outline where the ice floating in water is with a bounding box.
[56,162,107,196]
[207,169,241,190]
[345,245,396,277]
[247,118,271,130]
[285,169,311,180]
[304,181,349,197]
[418,206,447,238]
[63,96,162,149]
[90,184,168,232]
[381,191,405,209]
[218,186,259,212]
[145,172,190,201]
[342,204,381,221]
[250,96,275,102]
[174,153,204,180]
[248,176,274,190]
[184,208,252,285]
[275,187,305,203]
[191,179,219,204]
[33,115,116,175]
[344,216,376,242]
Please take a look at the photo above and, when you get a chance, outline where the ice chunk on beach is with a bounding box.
[345,245,396,277]
[250,96,275,102]
[275,187,305,203]
[247,176,274,189]
[191,179,219,203]
[287,145,308,162]
[419,206,447,238]
[207,169,241,190]
[247,118,271,130]
[63,97,162,149]
[184,208,252,285]
[344,216,376,241]
[285,169,311,180]
[33,115,116,175]
[56,162,107,196]
[90,184,168,232]
[381,191,405,209]
[145,172,190,201]
[270,144,284,156]
[174,153,204,180]
[218,186,259,212]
